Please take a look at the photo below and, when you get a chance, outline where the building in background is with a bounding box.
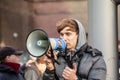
[0,0,120,62]
[0,0,88,51]
[0,0,120,79]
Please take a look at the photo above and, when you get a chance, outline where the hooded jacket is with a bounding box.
[0,62,24,80]
[55,19,106,80]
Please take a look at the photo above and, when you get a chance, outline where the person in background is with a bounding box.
[0,46,25,80]
[51,18,107,80]
[24,50,57,80]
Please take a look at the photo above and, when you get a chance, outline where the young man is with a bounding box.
[0,46,25,80]
[54,18,106,80]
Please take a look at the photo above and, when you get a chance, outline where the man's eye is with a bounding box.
[66,33,71,36]
[60,34,63,37]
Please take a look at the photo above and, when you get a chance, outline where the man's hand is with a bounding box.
[46,58,54,70]
[62,63,77,80]
[45,48,58,70]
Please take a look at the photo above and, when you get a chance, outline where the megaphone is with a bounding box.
[26,29,66,57]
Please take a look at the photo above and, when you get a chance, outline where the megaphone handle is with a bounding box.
[50,44,60,64]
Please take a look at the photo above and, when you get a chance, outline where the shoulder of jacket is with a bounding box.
[24,63,41,77]
[85,45,103,57]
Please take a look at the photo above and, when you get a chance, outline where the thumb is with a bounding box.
[73,63,77,72]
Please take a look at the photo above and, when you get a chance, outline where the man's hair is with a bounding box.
[56,19,78,33]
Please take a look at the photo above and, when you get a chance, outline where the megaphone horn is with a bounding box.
[26,29,50,57]
[26,29,66,57]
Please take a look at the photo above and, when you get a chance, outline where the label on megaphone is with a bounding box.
[49,38,66,51]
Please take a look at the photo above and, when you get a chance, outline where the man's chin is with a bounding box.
[66,44,72,49]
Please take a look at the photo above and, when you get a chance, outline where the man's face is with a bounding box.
[5,54,21,64]
[59,27,78,50]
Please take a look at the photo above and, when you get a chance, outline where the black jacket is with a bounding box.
[0,64,24,80]
[55,44,106,80]
[54,19,106,80]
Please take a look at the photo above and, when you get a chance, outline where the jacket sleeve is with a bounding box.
[88,56,106,80]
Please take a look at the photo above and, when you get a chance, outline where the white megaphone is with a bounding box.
[26,29,66,57]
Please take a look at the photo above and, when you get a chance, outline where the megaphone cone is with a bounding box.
[26,29,66,57]
[26,29,50,57]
